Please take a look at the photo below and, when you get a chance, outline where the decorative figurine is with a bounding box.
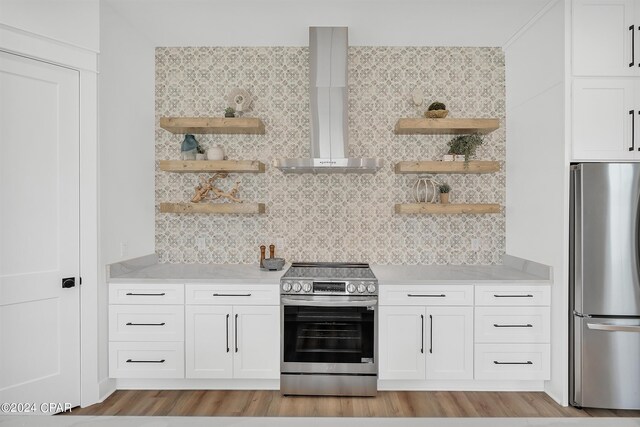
[191,173,243,203]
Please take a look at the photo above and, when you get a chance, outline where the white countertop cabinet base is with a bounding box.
[185,305,279,380]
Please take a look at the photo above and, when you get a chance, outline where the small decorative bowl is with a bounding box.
[263,258,285,271]
[425,109,449,118]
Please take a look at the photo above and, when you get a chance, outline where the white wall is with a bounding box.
[104,0,548,47]
[505,0,568,405]
[99,1,156,388]
[0,0,99,52]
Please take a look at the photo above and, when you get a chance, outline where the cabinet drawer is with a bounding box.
[475,307,550,343]
[109,283,184,305]
[475,285,550,306]
[109,342,184,378]
[186,284,279,305]
[380,285,473,306]
[474,343,550,380]
[109,305,184,342]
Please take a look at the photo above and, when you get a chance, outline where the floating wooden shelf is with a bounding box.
[395,203,502,214]
[159,160,266,173]
[160,202,266,214]
[394,160,500,174]
[394,118,499,135]
[160,117,265,135]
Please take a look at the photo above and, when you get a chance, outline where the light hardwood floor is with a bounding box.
[64,391,640,417]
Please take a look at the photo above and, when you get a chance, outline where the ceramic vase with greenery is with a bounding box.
[439,183,451,204]
[447,133,484,163]
[224,107,236,118]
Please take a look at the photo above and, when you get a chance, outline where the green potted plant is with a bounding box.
[439,183,451,204]
[425,101,448,118]
[224,107,236,118]
[447,133,484,163]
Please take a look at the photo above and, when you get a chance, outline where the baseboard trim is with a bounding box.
[98,378,117,403]
[378,379,545,391]
[114,378,544,393]
[115,378,280,390]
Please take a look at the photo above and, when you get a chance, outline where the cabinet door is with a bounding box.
[573,78,637,160]
[379,306,426,380]
[425,306,473,380]
[232,305,280,379]
[185,305,233,379]
[573,0,636,76]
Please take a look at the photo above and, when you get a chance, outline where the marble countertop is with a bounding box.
[108,254,551,285]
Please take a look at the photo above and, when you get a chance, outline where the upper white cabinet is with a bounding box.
[573,0,637,76]
[572,78,640,160]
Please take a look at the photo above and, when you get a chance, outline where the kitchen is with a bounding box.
[0,0,638,424]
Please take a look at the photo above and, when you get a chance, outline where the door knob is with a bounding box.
[61,277,76,288]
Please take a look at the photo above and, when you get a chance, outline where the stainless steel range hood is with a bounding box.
[274,27,382,174]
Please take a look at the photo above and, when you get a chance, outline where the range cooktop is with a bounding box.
[282,262,376,280]
[280,262,378,295]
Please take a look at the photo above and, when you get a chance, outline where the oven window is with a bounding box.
[283,305,375,364]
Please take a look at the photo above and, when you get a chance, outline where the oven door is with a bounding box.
[281,295,377,375]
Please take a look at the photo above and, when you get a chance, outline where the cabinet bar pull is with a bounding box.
[125,292,166,296]
[493,294,533,298]
[493,323,533,328]
[429,314,433,354]
[493,361,533,365]
[235,314,239,353]
[213,293,252,297]
[226,314,230,353]
[125,322,166,326]
[631,111,640,151]
[408,294,446,298]
[631,110,636,151]
[126,359,165,363]
[631,25,635,67]
[420,314,424,354]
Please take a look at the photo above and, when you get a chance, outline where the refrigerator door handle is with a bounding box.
[587,323,640,332]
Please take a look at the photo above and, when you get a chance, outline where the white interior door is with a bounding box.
[0,51,80,411]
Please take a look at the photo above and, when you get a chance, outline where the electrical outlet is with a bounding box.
[471,238,481,251]
[120,242,129,258]
[196,237,206,250]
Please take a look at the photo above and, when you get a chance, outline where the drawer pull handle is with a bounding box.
[125,322,166,326]
[493,323,533,328]
[493,360,533,365]
[213,293,252,297]
[408,294,446,298]
[126,359,166,363]
[493,294,533,298]
[429,314,433,354]
[125,292,166,296]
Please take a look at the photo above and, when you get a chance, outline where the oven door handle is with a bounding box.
[280,297,378,307]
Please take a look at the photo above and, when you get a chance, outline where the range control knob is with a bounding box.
[282,282,292,292]
[292,282,302,292]
[357,284,366,293]
[367,283,376,293]
[302,282,312,293]
[347,283,356,293]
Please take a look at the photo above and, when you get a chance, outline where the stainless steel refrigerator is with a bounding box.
[570,163,640,409]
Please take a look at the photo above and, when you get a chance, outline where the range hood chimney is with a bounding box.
[274,27,382,173]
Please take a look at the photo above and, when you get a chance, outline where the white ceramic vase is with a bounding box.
[207,145,225,161]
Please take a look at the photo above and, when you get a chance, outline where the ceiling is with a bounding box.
[103,0,553,47]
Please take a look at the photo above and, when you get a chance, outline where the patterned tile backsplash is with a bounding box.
[155,46,506,265]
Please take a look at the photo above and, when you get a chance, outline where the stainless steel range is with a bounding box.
[280,262,378,396]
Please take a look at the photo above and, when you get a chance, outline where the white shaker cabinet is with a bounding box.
[379,306,426,380]
[572,78,640,160]
[573,0,637,76]
[185,305,233,378]
[184,286,280,380]
[425,306,474,381]
[379,285,474,381]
